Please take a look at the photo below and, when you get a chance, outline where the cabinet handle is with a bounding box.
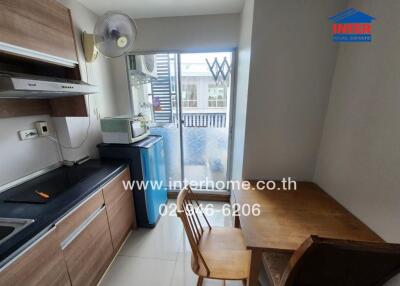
[61,205,105,250]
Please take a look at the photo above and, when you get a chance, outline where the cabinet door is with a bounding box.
[56,190,104,243]
[63,207,114,286]
[103,168,136,250]
[0,0,78,65]
[0,227,71,286]
[106,187,135,250]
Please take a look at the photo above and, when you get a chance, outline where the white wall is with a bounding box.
[132,14,240,52]
[242,0,347,181]
[110,13,241,116]
[56,0,119,161]
[231,0,254,181]
[0,115,60,186]
[313,2,400,284]
[314,0,400,243]
[110,56,133,116]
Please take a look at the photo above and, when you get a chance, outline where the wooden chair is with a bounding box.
[176,186,250,286]
[262,235,400,286]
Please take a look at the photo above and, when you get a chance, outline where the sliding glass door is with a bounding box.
[179,52,233,190]
[126,51,234,192]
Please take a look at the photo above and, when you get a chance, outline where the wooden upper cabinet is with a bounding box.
[0,0,78,66]
[0,0,89,118]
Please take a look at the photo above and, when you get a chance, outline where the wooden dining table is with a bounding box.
[231,182,383,286]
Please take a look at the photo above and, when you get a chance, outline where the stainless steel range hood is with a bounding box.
[0,72,98,98]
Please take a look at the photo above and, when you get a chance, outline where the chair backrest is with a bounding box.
[280,235,400,286]
[176,186,212,275]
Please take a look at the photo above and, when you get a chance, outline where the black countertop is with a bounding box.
[0,159,127,268]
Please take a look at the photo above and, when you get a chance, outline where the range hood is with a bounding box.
[0,72,98,98]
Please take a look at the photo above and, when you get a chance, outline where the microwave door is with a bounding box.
[131,121,145,138]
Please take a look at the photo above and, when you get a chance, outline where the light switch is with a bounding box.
[35,121,49,136]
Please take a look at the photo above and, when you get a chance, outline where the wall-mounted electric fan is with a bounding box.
[82,11,137,62]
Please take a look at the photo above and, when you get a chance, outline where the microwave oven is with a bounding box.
[100,116,150,144]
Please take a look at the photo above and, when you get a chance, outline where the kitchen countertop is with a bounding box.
[0,159,128,269]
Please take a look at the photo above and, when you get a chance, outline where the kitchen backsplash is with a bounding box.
[0,115,60,187]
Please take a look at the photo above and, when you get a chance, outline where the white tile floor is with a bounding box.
[100,201,244,286]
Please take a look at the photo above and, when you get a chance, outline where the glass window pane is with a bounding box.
[180,52,233,191]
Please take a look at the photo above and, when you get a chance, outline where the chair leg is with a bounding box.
[197,276,204,286]
[242,279,247,286]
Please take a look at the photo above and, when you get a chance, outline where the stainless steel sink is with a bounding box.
[0,218,34,245]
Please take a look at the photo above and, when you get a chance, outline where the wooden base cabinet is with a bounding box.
[63,207,114,286]
[0,227,71,286]
[103,168,136,251]
[106,188,135,250]
[0,167,135,286]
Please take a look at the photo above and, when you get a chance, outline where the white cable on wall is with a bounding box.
[48,93,92,150]
[48,60,93,150]
[47,134,64,162]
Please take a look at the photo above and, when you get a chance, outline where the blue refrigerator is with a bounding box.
[97,135,167,227]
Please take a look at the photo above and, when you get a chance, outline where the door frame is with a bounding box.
[125,48,238,193]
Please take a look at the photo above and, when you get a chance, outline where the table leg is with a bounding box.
[247,249,262,286]
[234,215,241,228]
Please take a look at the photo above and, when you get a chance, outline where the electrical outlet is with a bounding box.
[19,129,38,140]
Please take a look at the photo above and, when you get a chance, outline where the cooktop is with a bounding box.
[3,166,101,204]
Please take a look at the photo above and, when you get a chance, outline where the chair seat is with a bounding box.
[191,227,251,280]
[262,252,292,286]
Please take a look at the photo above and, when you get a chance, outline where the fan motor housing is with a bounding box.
[82,32,99,63]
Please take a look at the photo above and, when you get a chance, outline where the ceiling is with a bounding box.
[76,0,244,19]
